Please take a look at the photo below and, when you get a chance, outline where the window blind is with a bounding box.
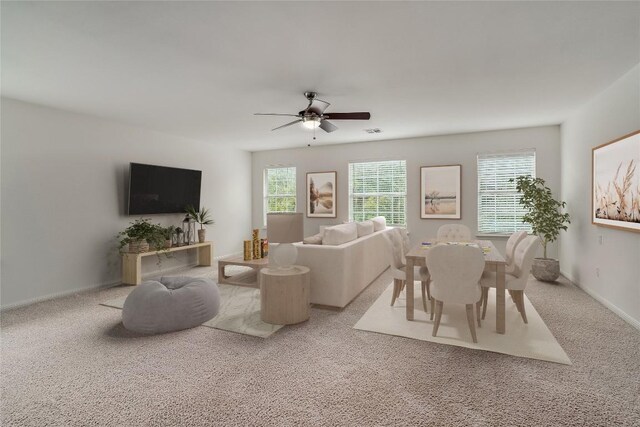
[477,151,535,234]
[264,167,296,223]
[349,160,407,226]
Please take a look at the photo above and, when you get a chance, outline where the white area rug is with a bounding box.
[354,282,571,365]
[101,284,283,338]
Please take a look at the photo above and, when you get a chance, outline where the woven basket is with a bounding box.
[128,240,149,253]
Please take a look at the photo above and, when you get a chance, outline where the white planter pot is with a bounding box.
[532,258,560,282]
[198,229,206,243]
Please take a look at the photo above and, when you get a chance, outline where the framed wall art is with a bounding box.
[307,171,337,218]
[420,165,461,219]
[592,130,640,233]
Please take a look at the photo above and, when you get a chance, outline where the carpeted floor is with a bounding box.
[1,266,639,426]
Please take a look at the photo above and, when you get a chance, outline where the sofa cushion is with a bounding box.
[323,222,358,245]
[356,220,374,237]
[303,232,324,245]
[371,216,386,231]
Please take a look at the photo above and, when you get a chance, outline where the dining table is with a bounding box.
[405,239,507,334]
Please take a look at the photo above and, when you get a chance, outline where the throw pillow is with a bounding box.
[371,216,386,231]
[356,220,374,237]
[322,222,358,246]
[303,233,323,245]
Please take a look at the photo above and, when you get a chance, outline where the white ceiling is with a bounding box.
[2,2,639,151]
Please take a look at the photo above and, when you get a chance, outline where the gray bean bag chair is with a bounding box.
[122,276,220,334]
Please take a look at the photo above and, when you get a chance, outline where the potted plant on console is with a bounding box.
[162,225,176,248]
[185,205,215,243]
[117,218,166,254]
[512,175,571,282]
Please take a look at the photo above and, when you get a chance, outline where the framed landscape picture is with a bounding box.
[420,165,461,219]
[592,130,640,233]
[307,171,336,218]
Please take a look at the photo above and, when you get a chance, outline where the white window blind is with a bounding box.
[264,167,296,223]
[349,160,407,226]
[477,151,536,234]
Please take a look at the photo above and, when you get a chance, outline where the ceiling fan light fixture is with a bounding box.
[302,116,321,129]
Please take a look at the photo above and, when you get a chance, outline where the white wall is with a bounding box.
[560,65,640,328]
[252,125,561,256]
[1,98,251,309]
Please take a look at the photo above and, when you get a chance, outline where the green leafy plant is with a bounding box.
[162,225,176,240]
[117,218,166,253]
[512,176,570,258]
[185,205,215,230]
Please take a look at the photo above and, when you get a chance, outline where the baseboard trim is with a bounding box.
[1,280,120,312]
[561,270,640,331]
[1,251,242,312]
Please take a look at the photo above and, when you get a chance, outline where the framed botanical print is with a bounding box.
[307,171,337,218]
[420,165,461,219]
[592,130,640,232]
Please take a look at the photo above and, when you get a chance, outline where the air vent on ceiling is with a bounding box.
[364,128,382,134]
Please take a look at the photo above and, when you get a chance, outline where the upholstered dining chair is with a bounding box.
[384,229,431,312]
[505,230,527,275]
[480,235,540,323]
[436,224,472,242]
[427,244,485,343]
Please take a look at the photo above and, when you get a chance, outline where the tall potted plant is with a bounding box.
[512,176,570,282]
[185,205,215,243]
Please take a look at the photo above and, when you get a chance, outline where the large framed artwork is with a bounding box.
[420,165,461,219]
[307,171,337,218]
[592,130,640,233]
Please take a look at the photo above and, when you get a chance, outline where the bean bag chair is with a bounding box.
[122,276,220,334]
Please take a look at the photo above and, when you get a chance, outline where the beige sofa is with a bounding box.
[294,225,393,308]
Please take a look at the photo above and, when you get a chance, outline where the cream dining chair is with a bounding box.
[427,244,485,343]
[505,230,527,275]
[384,228,431,312]
[480,235,540,323]
[437,224,472,242]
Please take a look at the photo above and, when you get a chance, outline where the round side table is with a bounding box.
[259,265,310,325]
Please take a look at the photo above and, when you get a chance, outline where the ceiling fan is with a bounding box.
[255,92,371,134]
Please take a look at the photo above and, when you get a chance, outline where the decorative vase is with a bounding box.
[198,229,206,243]
[128,239,149,253]
[532,258,560,282]
[244,240,252,260]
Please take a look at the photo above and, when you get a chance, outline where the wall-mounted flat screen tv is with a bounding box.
[128,163,201,215]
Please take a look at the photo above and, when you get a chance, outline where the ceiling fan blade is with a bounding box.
[319,120,338,133]
[306,99,331,115]
[322,112,371,120]
[254,113,300,117]
[271,119,302,131]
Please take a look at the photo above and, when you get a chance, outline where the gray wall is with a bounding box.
[252,125,561,257]
[560,65,640,328]
[1,98,251,309]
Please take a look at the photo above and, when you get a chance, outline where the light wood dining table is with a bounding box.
[405,239,507,334]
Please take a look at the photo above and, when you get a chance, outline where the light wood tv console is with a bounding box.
[122,241,213,285]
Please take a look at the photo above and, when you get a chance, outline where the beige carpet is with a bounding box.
[355,282,571,364]
[102,284,283,338]
[2,268,639,426]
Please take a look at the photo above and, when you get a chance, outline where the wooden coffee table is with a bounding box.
[217,256,269,288]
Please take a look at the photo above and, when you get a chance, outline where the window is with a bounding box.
[349,160,407,225]
[264,167,296,222]
[477,150,536,234]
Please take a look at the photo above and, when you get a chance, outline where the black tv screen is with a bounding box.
[128,163,201,215]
